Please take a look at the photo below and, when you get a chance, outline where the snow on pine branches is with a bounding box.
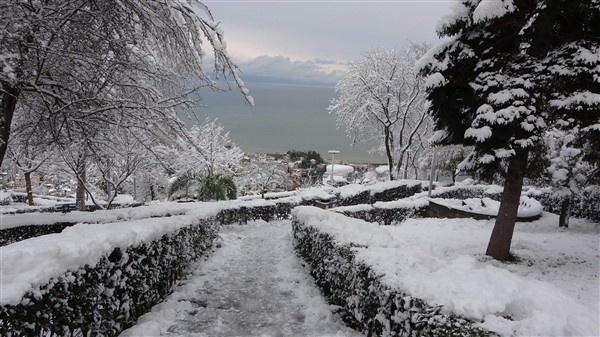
[419,0,599,260]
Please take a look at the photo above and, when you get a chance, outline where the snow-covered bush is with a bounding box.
[337,180,423,206]
[0,218,219,337]
[429,184,503,201]
[524,186,600,223]
[292,207,494,337]
[0,223,75,247]
[333,199,429,226]
[0,200,300,337]
[428,183,600,223]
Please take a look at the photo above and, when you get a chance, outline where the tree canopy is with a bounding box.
[419,0,599,260]
[0,0,252,168]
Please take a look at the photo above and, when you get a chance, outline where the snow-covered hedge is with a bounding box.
[291,207,495,337]
[0,203,210,247]
[0,216,219,337]
[332,199,429,225]
[429,184,503,201]
[0,200,294,337]
[430,183,600,222]
[524,186,600,222]
[337,180,423,206]
[0,222,76,247]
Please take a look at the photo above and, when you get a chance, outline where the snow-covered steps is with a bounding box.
[292,206,599,337]
[120,221,363,337]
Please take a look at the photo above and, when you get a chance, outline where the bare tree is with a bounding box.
[328,45,430,180]
[3,113,53,205]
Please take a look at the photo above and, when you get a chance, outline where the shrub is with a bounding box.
[292,212,496,337]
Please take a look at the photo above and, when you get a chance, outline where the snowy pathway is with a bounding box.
[120,220,363,337]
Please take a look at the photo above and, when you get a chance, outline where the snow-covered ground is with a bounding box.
[120,220,363,337]
[294,207,599,337]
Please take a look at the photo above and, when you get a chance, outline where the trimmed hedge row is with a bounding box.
[0,218,219,337]
[430,186,502,201]
[431,185,600,223]
[338,182,423,206]
[0,223,76,247]
[292,215,496,337]
[525,187,600,223]
[333,203,428,226]
[0,203,292,337]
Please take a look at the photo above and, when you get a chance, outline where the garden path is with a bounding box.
[120,220,363,337]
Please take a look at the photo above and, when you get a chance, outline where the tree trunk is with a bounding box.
[76,162,87,211]
[559,195,571,228]
[486,149,529,261]
[403,152,410,179]
[24,171,34,206]
[0,81,19,168]
[384,126,395,181]
[150,184,156,200]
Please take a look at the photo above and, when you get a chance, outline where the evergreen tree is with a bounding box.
[419,0,599,260]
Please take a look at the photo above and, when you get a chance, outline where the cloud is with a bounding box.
[237,55,347,86]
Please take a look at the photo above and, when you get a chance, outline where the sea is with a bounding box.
[187,82,386,164]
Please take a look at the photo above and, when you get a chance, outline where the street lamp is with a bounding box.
[328,150,340,185]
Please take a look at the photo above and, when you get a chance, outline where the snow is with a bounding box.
[335,183,368,199]
[0,200,283,306]
[331,204,374,213]
[374,165,389,174]
[238,191,296,201]
[373,198,429,210]
[0,214,206,306]
[424,72,447,89]
[366,179,421,194]
[0,202,204,230]
[473,0,516,23]
[464,125,493,142]
[549,91,600,109]
[293,207,599,337]
[435,0,470,33]
[325,164,354,175]
[430,196,543,217]
[119,220,363,337]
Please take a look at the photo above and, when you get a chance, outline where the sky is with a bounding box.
[206,0,455,86]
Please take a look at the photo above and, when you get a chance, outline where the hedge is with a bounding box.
[292,208,496,337]
[333,200,428,226]
[337,181,423,206]
[430,184,600,223]
[0,201,293,337]
[0,222,76,247]
[524,186,600,223]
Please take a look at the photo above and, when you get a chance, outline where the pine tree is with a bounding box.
[420,0,599,260]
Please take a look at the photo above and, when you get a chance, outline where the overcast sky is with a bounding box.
[206,0,455,85]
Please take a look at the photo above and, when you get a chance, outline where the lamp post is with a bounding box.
[328,150,340,185]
